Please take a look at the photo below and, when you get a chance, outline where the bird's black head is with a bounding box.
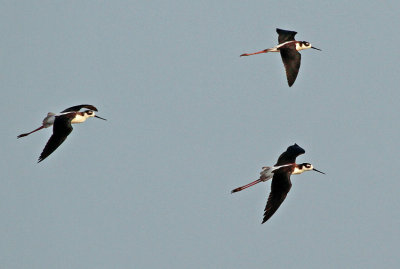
[84,110,94,116]
[299,163,325,174]
[298,41,321,51]
[302,163,312,169]
[84,110,107,120]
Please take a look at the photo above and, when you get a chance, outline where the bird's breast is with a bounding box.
[292,166,304,174]
[71,114,87,124]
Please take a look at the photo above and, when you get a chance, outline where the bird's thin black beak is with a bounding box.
[311,46,321,51]
[313,168,325,174]
[95,115,107,121]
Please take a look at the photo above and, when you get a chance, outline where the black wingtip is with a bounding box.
[276,28,297,35]
[61,104,99,113]
[287,143,305,154]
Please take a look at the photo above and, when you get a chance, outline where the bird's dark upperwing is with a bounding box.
[262,172,292,223]
[280,47,301,87]
[38,116,73,162]
[276,28,297,44]
[61,104,98,113]
[275,143,305,166]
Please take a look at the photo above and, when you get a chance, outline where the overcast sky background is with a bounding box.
[2,1,400,268]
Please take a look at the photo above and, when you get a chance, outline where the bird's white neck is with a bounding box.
[295,42,310,51]
[71,114,89,124]
[292,166,304,174]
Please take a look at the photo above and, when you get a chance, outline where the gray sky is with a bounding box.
[2,1,400,268]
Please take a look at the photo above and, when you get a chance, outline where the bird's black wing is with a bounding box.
[280,47,301,87]
[275,143,305,166]
[38,116,73,162]
[61,104,98,112]
[276,28,297,44]
[262,172,292,223]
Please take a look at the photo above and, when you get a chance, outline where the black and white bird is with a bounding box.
[231,144,325,223]
[240,28,321,87]
[18,104,106,162]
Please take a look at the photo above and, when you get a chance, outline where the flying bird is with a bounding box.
[240,28,321,87]
[18,104,106,162]
[231,144,325,223]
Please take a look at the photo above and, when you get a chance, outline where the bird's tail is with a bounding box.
[260,166,274,181]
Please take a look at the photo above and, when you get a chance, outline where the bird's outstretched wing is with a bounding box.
[276,28,297,44]
[38,116,73,162]
[61,104,98,113]
[262,172,292,223]
[280,47,301,87]
[275,143,305,166]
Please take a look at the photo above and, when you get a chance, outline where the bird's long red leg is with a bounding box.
[17,126,44,138]
[231,179,263,193]
[240,49,268,57]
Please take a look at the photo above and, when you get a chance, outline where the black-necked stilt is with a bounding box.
[240,28,321,87]
[231,143,325,223]
[18,104,106,163]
